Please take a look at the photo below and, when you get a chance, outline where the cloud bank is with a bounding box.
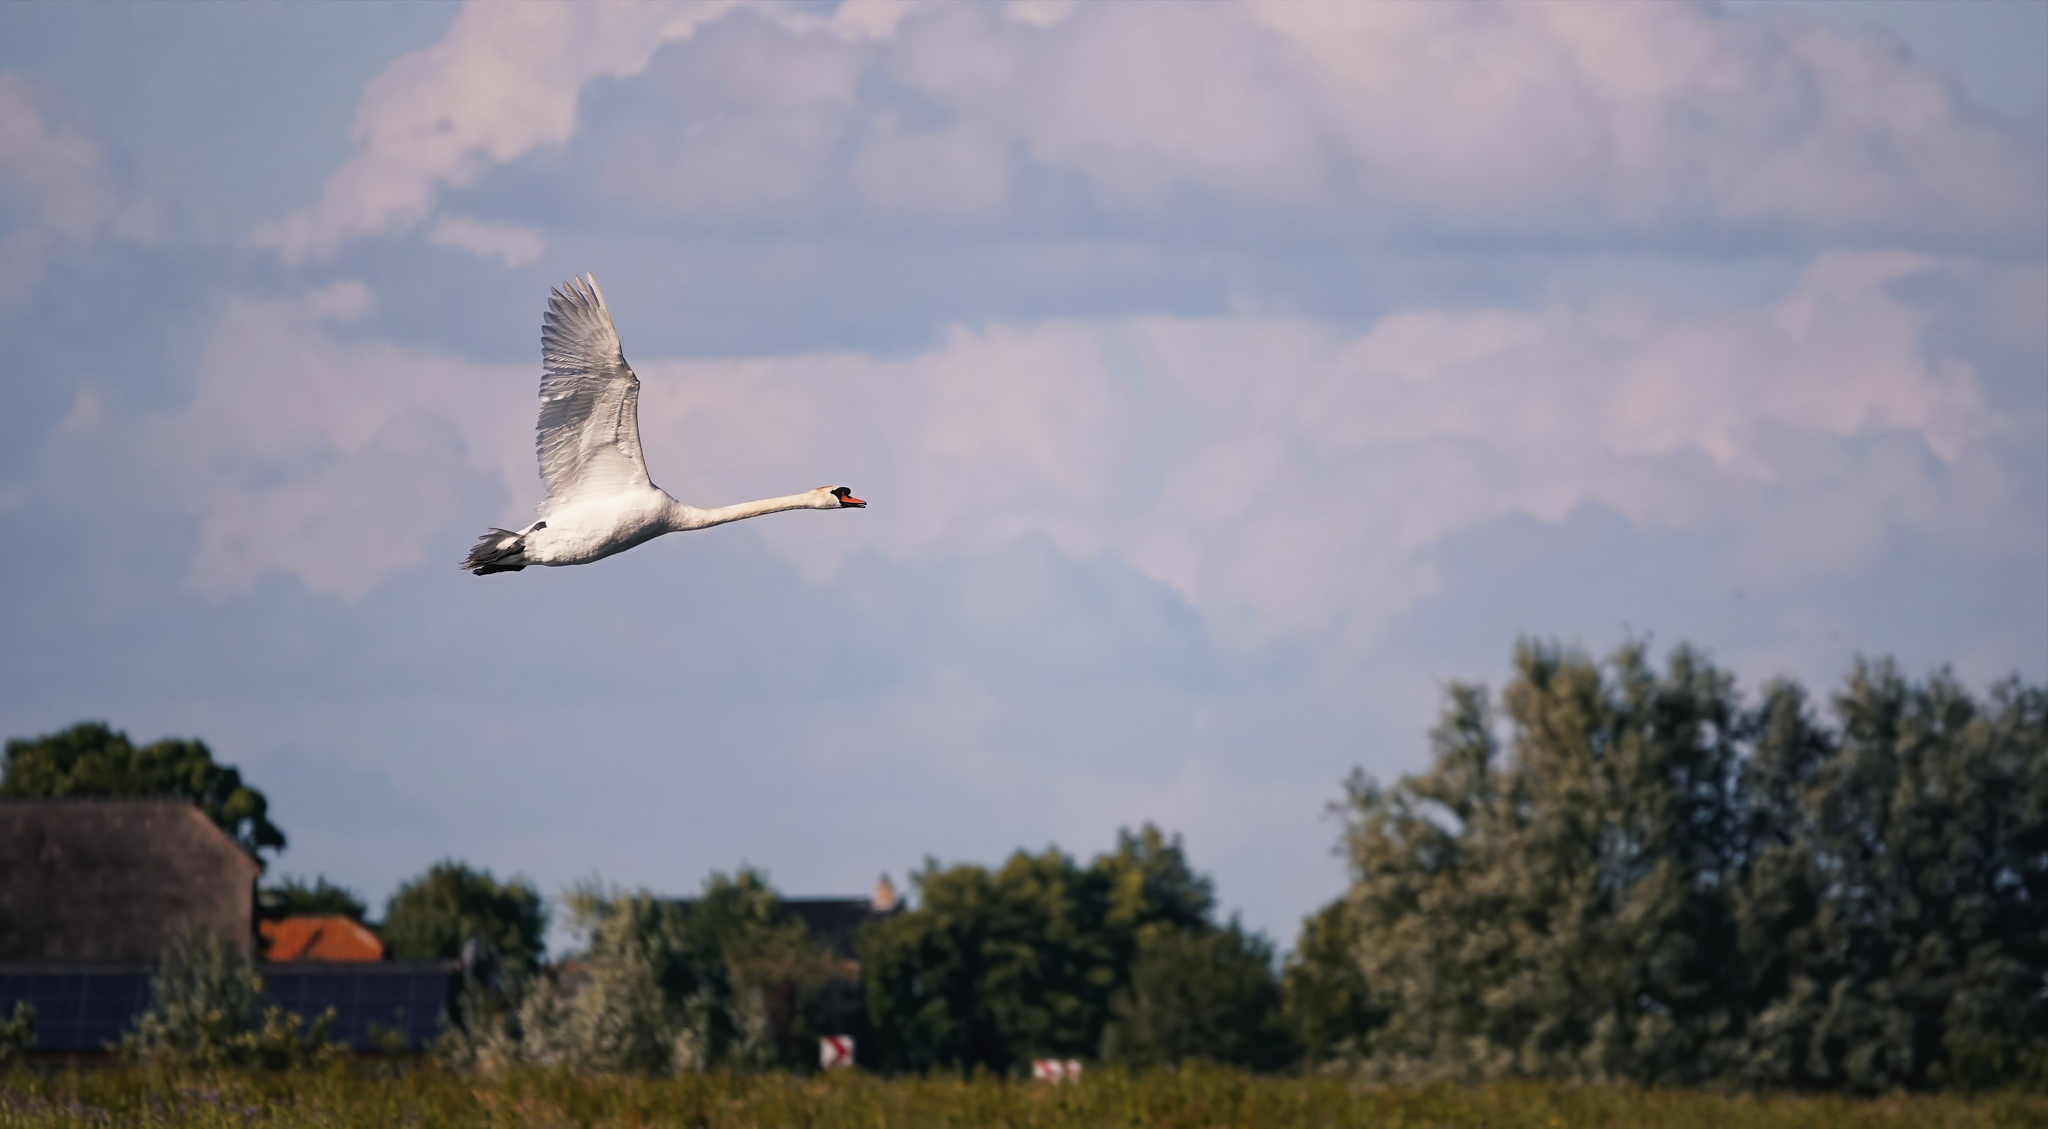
[0,74,152,301]
[268,0,2044,261]
[31,252,2025,642]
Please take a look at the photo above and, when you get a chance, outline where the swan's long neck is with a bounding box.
[666,492,818,532]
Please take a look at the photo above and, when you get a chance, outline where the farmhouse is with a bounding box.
[0,799,450,1053]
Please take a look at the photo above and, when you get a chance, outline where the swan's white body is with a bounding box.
[462,275,862,576]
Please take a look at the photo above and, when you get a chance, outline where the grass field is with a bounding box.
[2,1066,2043,1129]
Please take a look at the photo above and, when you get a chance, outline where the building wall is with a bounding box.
[0,800,258,962]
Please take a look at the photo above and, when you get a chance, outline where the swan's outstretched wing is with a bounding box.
[536,274,652,510]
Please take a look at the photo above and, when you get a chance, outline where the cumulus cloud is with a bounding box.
[273,0,2044,260]
[19,283,531,598]
[19,250,2022,625]
[257,0,741,262]
[0,72,152,301]
[14,247,2016,624]
[427,214,546,267]
[630,252,2018,638]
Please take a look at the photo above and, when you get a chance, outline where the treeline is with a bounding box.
[861,826,1287,1072]
[1321,642,2046,1092]
[6,639,2044,1091]
[427,832,1286,1075]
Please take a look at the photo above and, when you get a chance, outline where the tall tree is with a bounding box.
[1729,663,2048,1090]
[1283,898,1379,1065]
[1100,918,1291,1070]
[382,861,547,973]
[859,847,1092,1072]
[860,824,1278,1073]
[1344,641,1751,1084]
[1,721,285,861]
[1336,639,2047,1091]
[495,869,837,1074]
[674,869,840,1070]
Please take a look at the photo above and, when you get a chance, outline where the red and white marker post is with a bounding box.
[820,1035,855,1069]
[1031,1059,1082,1083]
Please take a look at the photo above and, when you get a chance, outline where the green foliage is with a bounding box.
[683,868,843,1069]
[1100,919,1291,1070]
[1,721,285,860]
[1334,639,2048,1092]
[448,869,841,1075]
[258,875,369,922]
[122,924,341,1070]
[0,1065,2035,1128]
[1729,662,2048,1092]
[860,824,1281,1074]
[519,887,700,1073]
[381,860,547,972]
[1281,898,1379,1065]
[0,1002,34,1064]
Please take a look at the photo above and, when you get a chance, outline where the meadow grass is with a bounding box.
[1,1064,2041,1129]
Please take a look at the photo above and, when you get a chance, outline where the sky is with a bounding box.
[0,0,2042,951]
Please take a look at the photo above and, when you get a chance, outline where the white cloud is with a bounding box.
[19,253,2024,624]
[305,279,373,321]
[266,1,2043,262]
[0,72,152,302]
[427,214,546,267]
[637,252,2020,637]
[828,0,916,42]
[257,0,741,262]
[33,286,533,599]
[1005,0,1076,31]
[264,1,2039,260]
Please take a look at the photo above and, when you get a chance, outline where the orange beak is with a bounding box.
[833,487,866,508]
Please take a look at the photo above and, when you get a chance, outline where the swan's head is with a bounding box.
[816,485,866,508]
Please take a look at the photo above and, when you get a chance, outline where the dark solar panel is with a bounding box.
[0,963,454,1052]
[0,967,152,1051]
[260,964,453,1049]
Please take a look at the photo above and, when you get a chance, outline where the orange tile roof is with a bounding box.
[259,915,385,962]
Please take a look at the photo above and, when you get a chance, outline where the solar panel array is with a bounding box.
[0,962,454,1053]
[263,964,453,1048]
[0,966,151,1052]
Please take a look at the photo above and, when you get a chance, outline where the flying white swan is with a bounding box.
[461,274,864,576]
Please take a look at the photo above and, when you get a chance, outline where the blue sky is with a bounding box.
[1,0,2043,950]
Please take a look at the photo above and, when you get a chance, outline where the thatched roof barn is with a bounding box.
[0,799,257,962]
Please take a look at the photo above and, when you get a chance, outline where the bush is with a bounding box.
[0,1001,33,1064]
[121,924,341,1070]
[443,871,840,1075]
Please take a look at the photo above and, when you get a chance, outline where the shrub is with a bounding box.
[121,924,340,1070]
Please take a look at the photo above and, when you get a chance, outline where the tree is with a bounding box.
[259,875,369,922]
[382,861,547,973]
[1333,638,2048,1091]
[1344,641,1752,1084]
[860,824,1268,1074]
[1,721,285,861]
[1283,899,1379,1065]
[1728,663,2048,1091]
[1101,918,1290,1070]
[522,885,699,1073]
[681,869,840,1069]
[478,869,838,1074]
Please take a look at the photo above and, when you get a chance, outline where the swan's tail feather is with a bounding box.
[461,528,529,576]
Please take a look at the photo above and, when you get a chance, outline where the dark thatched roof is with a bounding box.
[0,798,257,963]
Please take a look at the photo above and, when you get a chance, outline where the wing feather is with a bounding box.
[536,274,652,510]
